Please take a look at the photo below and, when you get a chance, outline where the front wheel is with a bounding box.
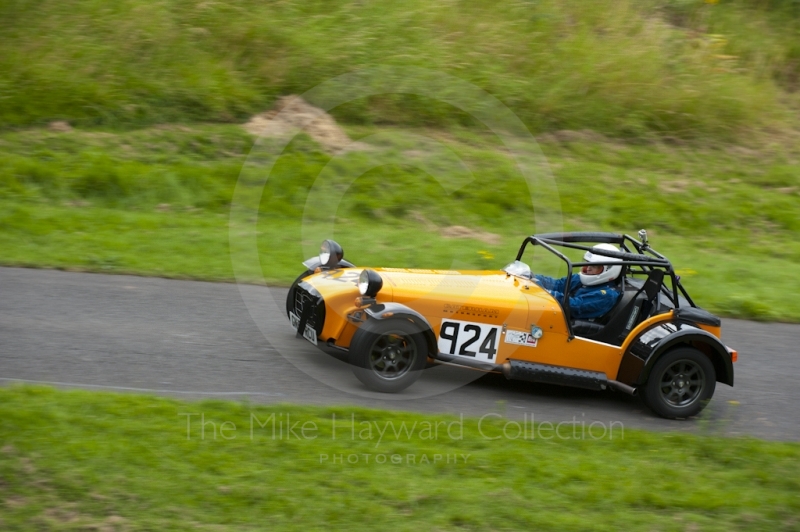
[642,347,716,419]
[349,319,428,393]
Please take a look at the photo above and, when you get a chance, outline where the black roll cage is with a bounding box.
[514,232,697,333]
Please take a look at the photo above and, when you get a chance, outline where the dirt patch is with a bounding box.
[536,129,609,144]
[4,496,27,508]
[35,508,128,532]
[410,211,437,231]
[658,179,691,194]
[42,508,81,523]
[410,213,501,245]
[48,121,72,133]
[726,145,760,158]
[20,457,35,474]
[441,225,501,245]
[63,200,92,208]
[153,124,193,132]
[244,95,366,153]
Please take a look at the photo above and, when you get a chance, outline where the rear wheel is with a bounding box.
[643,347,716,419]
[349,319,428,393]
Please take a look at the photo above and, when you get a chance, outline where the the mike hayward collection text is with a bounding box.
[179,412,624,443]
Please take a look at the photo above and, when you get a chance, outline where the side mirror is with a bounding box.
[638,229,648,247]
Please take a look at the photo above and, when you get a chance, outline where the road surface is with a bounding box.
[2,267,798,440]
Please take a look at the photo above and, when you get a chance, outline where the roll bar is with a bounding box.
[514,232,696,335]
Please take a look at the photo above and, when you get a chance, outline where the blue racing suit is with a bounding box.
[533,273,620,320]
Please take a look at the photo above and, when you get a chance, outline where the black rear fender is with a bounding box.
[618,324,734,387]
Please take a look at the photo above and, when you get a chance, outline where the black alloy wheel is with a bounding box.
[643,347,716,419]
[659,360,705,407]
[349,319,428,393]
[367,331,416,379]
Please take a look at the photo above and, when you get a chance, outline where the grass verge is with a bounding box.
[1,124,799,321]
[1,386,799,531]
[2,0,799,141]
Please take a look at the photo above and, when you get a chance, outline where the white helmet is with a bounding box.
[579,243,623,286]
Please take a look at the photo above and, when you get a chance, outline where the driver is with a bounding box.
[534,243,623,320]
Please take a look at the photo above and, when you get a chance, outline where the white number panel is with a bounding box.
[437,319,502,362]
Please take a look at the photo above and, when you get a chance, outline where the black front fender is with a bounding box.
[302,257,356,270]
[617,323,734,387]
[364,303,437,356]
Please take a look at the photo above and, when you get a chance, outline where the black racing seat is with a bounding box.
[572,269,664,345]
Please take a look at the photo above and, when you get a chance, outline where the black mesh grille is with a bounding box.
[293,285,325,336]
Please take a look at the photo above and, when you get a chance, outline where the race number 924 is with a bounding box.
[438,319,502,362]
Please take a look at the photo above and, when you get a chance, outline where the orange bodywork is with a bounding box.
[302,267,711,380]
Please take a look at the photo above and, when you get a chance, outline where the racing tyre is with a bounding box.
[285,270,313,318]
[643,347,716,419]
[349,319,428,393]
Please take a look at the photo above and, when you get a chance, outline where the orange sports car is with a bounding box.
[286,231,736,419]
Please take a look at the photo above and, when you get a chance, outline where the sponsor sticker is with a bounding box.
[504,329,538,347]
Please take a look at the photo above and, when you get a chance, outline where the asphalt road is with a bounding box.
[2,267,799,441]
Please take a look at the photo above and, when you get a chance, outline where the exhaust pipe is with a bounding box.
[607,380,637,396]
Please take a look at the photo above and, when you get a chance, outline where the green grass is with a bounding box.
[2,124,799,321]
[2,0,798,324]
[1,385,799,531]
[1,0,798,141]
